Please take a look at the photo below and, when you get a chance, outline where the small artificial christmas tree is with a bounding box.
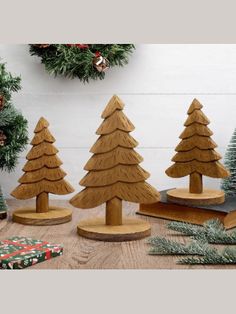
[0,186,8,218]
[221,128,236,195]
[0,62,28,219]
[70,95,160,241]
[165,99,229,205]
[11,117,74,225]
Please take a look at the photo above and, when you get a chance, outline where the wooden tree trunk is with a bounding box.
[189,172,203,194]
[106,197,122,226]
[36,192,49,213]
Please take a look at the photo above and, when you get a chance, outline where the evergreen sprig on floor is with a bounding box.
[168,219,236,244]
[179,247,236,265]
[148,219,236,265]
[148,237,208,255]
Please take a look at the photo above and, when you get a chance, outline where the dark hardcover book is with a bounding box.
[137,190,236,229]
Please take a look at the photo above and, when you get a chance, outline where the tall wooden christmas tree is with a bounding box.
[165,99,229,205]
[70,95,160,241]
[11,117,74,225]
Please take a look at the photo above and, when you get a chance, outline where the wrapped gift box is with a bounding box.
[0,237,63,269]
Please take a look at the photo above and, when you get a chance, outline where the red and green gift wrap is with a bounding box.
[0,237,63,269]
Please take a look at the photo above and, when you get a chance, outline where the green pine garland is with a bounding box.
[221,128,236,195]
[29,44,135,82]
[0,62,28,171]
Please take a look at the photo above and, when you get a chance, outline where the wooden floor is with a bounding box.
[1,199,236,269]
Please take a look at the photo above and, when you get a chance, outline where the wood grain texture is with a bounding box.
[71,182,160,209]
[2,198,235,269]
[80,165,150,187]
[90,130,138,153]
[84,147,143,171]
[106,197,122,225]
[23,155,63,172]
[166,188,225,206]
[96,110,135,135]
[77,217,151,241]
[138,202,226,226]
[189,172,202,193]
[172,148,221,162]
[101,95,124,118]
[12,206,72,225]
[175,135,217,151]
[179,123,213,138]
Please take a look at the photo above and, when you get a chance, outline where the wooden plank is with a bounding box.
[9,94,236,149]
[4,45,236,94]
[2,199,234,269]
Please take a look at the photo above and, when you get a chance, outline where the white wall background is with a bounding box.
[1,44,236,199]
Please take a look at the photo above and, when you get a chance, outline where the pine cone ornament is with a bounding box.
[0,130,6,146]
[0,95,4,111]
[93,54,110,72]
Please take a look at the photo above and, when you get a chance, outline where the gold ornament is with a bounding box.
[0,95,4,111]
[0,130,6,146]
[93,55,110,72]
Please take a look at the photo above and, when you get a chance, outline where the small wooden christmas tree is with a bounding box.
[165,99,229,205]
[11,117,74,225]
[70,95,160,241]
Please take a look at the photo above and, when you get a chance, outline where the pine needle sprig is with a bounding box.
[178,247,236,265]
[167,221,203,237]
[147,237,209,256]
[168,219,236,245]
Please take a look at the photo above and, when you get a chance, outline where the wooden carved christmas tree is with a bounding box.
[70,95,160,241]
[11,117,74,225]
[165,99,229,206]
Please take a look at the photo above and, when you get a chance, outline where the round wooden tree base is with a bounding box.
[12,206,72,225]
[77,217,151,242]
[167,188,225,206]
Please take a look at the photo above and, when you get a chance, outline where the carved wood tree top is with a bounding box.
[11,117,74,199]
[70,95,160,208]
[165,99,229,179]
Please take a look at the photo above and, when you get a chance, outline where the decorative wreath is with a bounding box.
[29,44,135,82]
